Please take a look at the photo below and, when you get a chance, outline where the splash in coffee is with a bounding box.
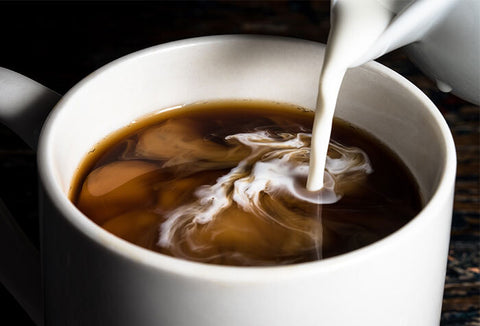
[70,101,422,266]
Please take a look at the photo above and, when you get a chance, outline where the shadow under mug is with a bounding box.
[0,35,456,326]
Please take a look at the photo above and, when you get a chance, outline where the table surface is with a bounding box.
[0,2,478,325]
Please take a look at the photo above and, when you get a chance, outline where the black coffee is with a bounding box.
[70,100,422,266]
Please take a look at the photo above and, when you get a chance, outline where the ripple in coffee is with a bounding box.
[70,101,422,266]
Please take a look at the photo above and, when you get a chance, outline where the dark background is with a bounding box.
[0,1,478,325]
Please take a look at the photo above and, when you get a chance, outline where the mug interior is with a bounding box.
[38,35,455,271]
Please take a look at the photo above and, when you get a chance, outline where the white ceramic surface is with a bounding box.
[1,35,456,326]
[405,0,480,104]
[347,0,479,105]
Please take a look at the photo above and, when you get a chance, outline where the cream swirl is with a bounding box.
[158,130,372,248]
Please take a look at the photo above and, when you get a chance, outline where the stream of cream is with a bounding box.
[306,0,394,190]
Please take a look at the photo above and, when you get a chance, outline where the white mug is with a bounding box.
[0,35,456,326]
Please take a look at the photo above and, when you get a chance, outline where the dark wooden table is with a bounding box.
[0,2,478,325]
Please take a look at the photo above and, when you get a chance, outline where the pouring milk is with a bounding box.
[307,0,458,190]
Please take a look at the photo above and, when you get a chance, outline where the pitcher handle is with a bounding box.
[0,67,61,325]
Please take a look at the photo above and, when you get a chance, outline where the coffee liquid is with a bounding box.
[70,101,422,266]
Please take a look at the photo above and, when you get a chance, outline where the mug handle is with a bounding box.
[0,67,61,326]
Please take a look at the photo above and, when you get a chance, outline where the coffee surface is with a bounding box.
[71,101,422,266]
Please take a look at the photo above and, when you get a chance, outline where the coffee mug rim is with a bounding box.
[38,34,456,281]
